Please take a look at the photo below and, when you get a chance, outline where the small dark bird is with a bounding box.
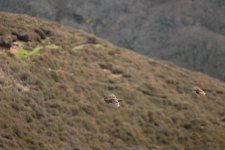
[193,86,206,95]
[104,94,123,108]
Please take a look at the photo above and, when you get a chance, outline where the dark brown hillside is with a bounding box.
[0,12,225,150]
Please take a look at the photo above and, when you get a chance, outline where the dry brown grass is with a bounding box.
[0,12,225,150]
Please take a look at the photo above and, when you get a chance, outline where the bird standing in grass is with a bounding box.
[193,86,206,95]
[104,94,123,108]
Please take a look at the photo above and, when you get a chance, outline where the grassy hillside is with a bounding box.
[1,0,225,81]
[0,12,225,150]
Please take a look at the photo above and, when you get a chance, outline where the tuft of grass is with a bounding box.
[15,46,42,59]
[46,44,60,49]
[41,36,50,44]
[72,45,85,51]
[94,44,107,50]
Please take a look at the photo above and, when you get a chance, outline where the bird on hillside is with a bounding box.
[104,94,123,108]
[193,86,206,95]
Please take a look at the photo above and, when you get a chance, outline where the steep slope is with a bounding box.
[1,0,225,81]
[0,12,225,150]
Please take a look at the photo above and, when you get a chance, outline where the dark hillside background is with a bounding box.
[1,0,225,81]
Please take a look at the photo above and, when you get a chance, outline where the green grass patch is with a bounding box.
[15,48,27,58]
[94,44,107,50]
[73,45,85,51]
[46,44,60,49]
[41,37,50,44]
[15,46,42,59]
